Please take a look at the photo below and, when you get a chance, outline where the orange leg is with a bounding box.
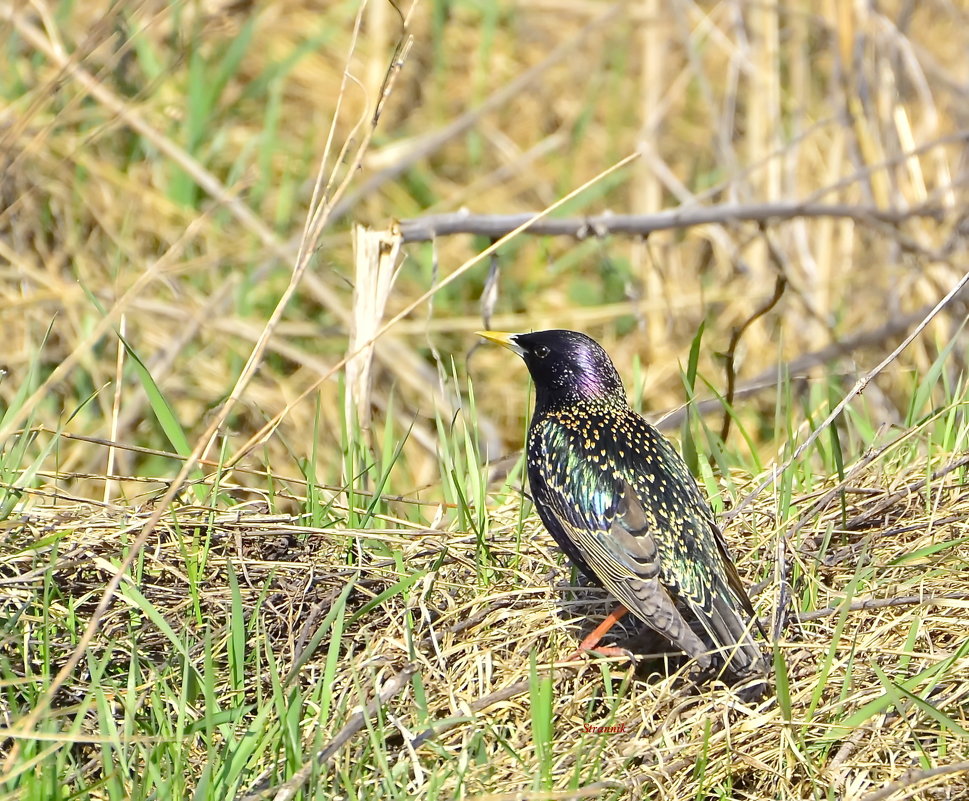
[567,604,631,660]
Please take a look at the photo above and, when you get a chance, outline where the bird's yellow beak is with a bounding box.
[476,330,526,356]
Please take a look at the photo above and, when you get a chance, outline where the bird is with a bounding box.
[476,329,768,685]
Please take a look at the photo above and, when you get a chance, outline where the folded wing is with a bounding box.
[539,418,766,678]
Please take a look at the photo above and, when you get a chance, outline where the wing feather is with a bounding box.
[532,412,766,677]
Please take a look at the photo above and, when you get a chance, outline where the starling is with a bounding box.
[477,329,767,682]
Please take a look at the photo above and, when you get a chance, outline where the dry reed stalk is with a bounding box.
[346,224,403,433]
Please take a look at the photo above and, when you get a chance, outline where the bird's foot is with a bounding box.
[562,603,635,662]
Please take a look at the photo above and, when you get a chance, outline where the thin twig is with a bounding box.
[784,593,969,624]
[845,452,969,530]
[790,426,894,544]
[719,266,786,443]
[410,676,535,749]
[471,784,624,801]
[659,297,965,433]
[857,760,969,801]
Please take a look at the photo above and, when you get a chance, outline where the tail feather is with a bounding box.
[707,593,768,679]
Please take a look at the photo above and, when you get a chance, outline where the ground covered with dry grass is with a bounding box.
[5,434,969,799]
[3,0,969,799]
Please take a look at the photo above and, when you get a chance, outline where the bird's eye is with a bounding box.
[534,345,550,359]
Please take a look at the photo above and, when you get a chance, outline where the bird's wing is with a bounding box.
[577,481,711,666]
[615,423,766,659]
[534,426,710,663]
[656,443,766,642]
[537,417,764,675]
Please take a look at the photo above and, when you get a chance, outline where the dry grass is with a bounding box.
[4,442,969,798]
[3,0,969,798]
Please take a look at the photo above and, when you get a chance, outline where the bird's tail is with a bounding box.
[705,593,769,681]
[706,524,769,682]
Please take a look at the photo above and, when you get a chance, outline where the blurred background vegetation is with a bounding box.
[2,0,968,511]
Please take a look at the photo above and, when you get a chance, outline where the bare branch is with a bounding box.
[399,201,944,242]
[719,263,786,443]
[789,593,969,624]
[846,453,969,530]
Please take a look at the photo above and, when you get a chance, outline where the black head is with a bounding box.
[477,329,628,410]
